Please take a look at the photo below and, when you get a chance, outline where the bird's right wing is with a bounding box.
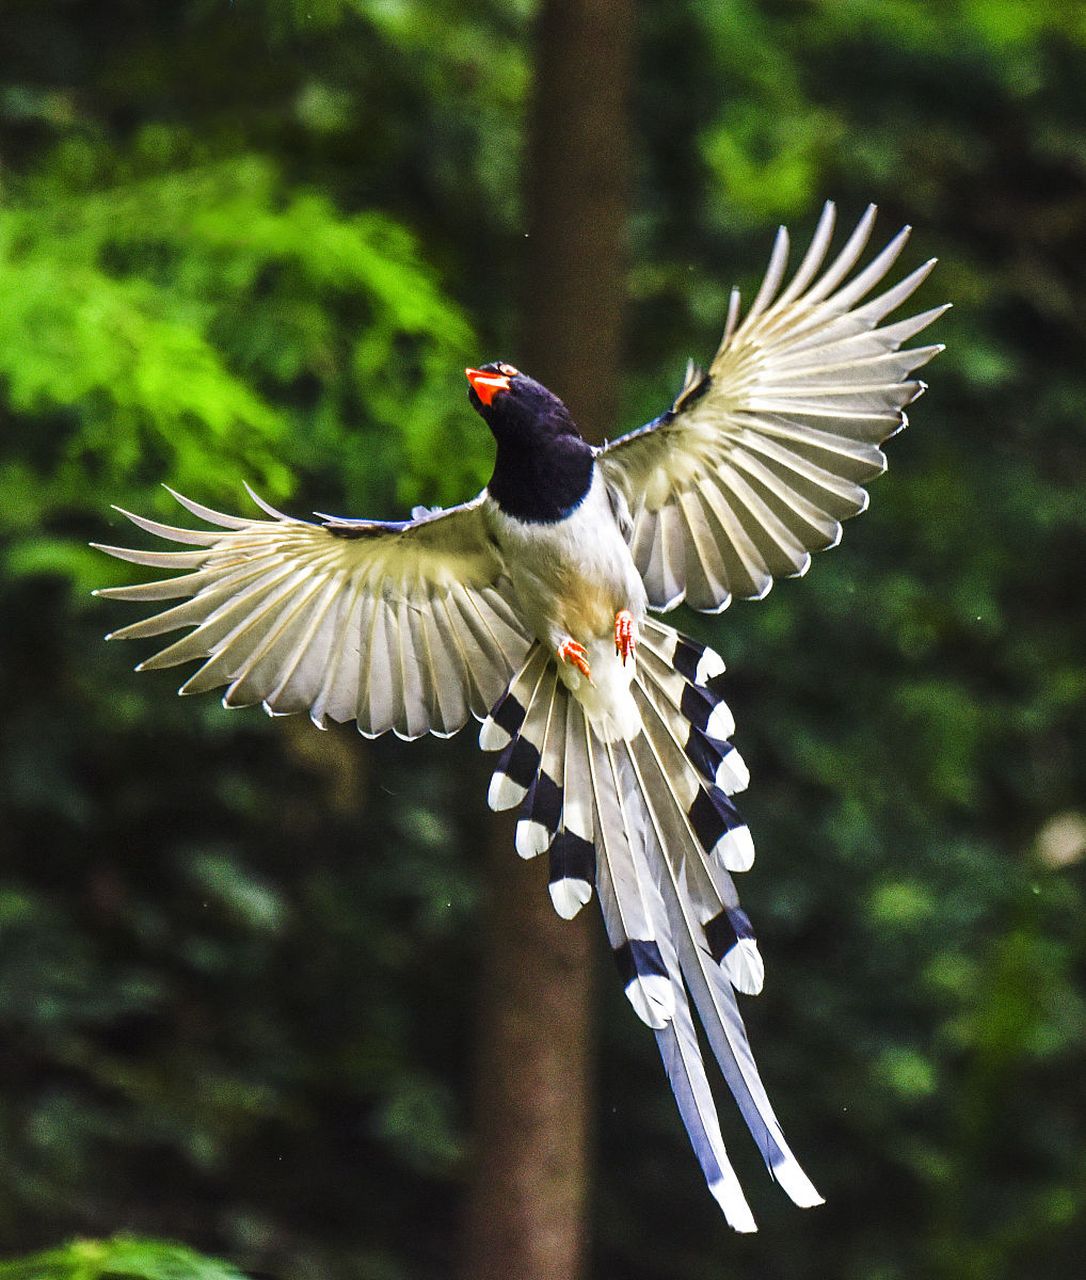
[94,488,532,739]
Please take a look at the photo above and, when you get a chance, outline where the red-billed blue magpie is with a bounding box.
[96,203,944,1230]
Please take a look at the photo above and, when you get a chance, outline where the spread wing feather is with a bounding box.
[599,202,947,612]
[95,489,532,739]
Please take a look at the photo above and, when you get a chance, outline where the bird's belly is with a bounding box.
[485,485,644,649]
[485,482,647,742]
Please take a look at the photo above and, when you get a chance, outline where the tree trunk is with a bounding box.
[459,3,633,1280]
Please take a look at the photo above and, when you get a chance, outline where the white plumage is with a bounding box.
[95,204,944,1229]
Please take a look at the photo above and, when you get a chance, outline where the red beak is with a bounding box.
[465,367,512,407]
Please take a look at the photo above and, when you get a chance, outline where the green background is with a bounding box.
[1,2,1084,1277]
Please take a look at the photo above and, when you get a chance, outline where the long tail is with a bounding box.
[481,617,822,1231]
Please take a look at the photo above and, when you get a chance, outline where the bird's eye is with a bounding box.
[497,362,520,377]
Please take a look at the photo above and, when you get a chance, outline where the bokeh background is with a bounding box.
[2,2,1085,1278]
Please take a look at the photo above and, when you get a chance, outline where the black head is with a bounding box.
[465,362,584,444]
[465,362,594,523]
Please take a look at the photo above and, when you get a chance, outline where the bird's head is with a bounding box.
[465,363,583,445]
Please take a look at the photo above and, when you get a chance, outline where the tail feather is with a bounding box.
[548,699,597,918]
[624,713,822,1209]
[589,737,674,1030]
[483,648,594,917]
[639,624,726,686]
[636,682,756,874]
[637,629,750,796]
[478,643,548,752]
[624,687,757,992]
[671,894,821,1207]
[636,641,736,741]
[613,744,759,1232]
[548,829,596,919]
[480,623,821,1225]
[683,725,751,796]
[655,1003,758,1233]
[515,677,565,858]
[484,647,551,809]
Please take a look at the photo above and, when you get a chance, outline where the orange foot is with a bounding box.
[614,609,637,665]
[557,637,592,683]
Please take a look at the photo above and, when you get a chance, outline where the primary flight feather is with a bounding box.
[96,202,944,1230]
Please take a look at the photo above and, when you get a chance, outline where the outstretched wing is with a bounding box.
[94,488,532,739]
[598,202,947,612]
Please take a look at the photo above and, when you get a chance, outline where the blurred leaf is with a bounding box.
[0,1236,247,1280]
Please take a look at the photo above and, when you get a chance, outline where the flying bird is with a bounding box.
[95,202,944,1232]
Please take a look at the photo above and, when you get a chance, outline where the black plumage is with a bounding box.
[469,363,596,523]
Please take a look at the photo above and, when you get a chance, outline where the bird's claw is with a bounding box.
[614,610,636,665]
[557,637,593,683]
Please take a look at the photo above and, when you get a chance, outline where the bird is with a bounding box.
[94,202,945,1232]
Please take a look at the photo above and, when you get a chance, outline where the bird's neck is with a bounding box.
[488,436,595,524]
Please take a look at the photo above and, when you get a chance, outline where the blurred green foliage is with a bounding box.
[1,1,1084,1278]
[0,1236,245,1280]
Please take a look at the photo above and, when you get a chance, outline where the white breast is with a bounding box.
[485,470,647,741]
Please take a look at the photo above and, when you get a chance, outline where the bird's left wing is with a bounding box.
[94,488,532,739]
[598,202,947,612]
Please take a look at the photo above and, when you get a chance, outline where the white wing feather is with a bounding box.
[599,202,947,611]
[95,490,532,739]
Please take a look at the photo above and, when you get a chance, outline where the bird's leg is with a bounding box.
[556,636,593,683]
[614,609,637,665]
